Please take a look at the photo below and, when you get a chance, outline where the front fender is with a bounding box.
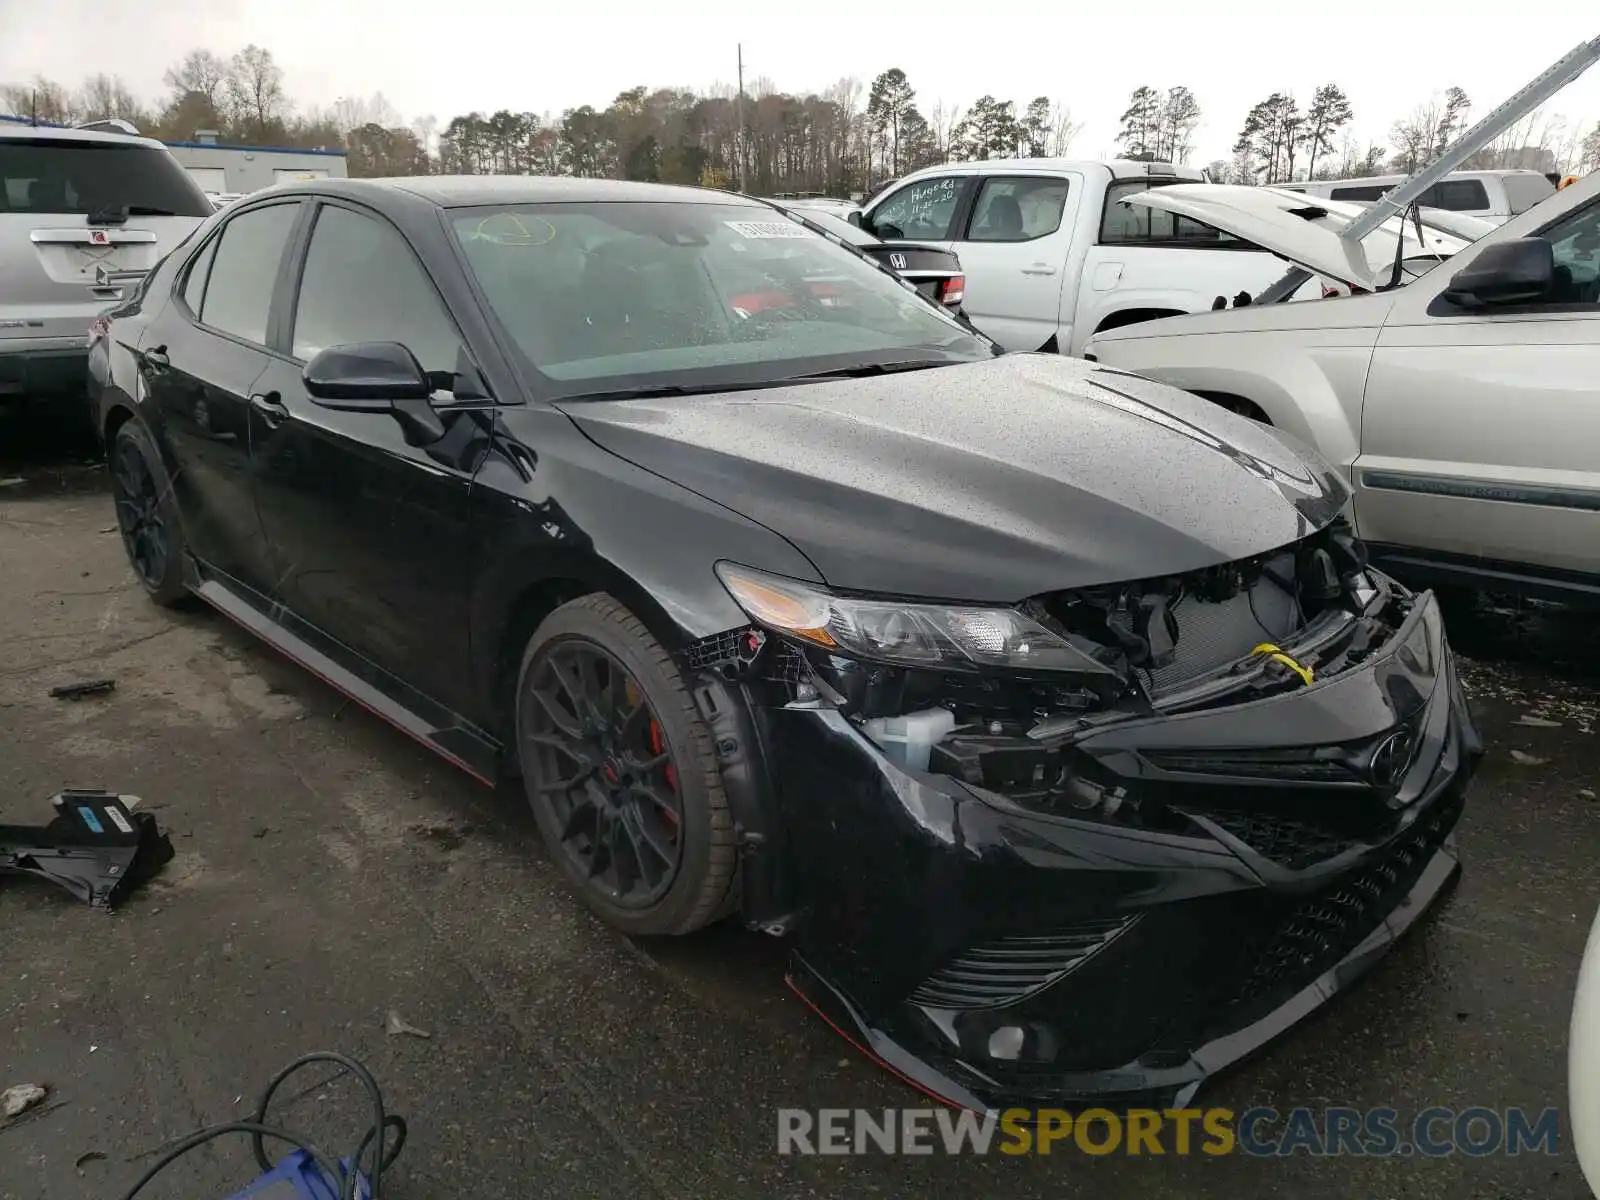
[465,405,822,730]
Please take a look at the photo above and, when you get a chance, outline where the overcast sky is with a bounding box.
[2,0,1597,163]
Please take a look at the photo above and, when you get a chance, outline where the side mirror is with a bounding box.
[1442,237,1554,308]
[847,210,864,228]
[303,341,432,403]
[302,342,445,445]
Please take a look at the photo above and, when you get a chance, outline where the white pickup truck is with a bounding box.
[852,159,1296,355]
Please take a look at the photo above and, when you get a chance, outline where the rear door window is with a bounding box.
[1100,179,1243,246]
[0,138,213,218]
[962,176,1070,243]
[198,203,301,345]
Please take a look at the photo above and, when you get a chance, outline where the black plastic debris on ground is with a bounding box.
[49,678,116,701]
[0,791,174,909]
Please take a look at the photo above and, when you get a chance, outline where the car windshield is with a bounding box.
[0,138,214,217]
[451,201,992,399]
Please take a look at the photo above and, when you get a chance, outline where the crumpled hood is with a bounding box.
[561,354,1349,602]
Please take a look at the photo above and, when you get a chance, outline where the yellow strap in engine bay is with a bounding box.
[1250,642,1315,686]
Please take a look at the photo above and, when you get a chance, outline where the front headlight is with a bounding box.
[714,562,1118,676]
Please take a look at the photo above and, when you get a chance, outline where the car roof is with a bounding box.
[892,157,1204,183]
[0,121,171,152]
[269,175,772,209]
[1302,169,1546,187]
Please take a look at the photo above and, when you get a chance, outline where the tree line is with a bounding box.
[0,50,1080,194]
[5,47,1598,195]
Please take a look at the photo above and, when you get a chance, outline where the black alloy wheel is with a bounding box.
[109,420,188,606]
[516,595,737,936]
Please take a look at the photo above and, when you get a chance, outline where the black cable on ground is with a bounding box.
[115,1051,405,1200]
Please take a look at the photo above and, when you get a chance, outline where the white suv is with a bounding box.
[1085,171,1600,604]
[0,120,213,413]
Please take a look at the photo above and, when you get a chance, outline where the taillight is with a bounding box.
[941,274,965,306]
[87,316,112,344]
[1320,285,1340,299]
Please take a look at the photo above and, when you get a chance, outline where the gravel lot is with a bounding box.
[3,411,1597,1199]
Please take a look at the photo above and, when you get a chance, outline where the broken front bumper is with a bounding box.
[764,590,1480,1110]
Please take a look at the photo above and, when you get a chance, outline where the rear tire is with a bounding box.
[514,594,737,936]
[109,419,188,607]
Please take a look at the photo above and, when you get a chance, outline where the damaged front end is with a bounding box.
[686,518,1481,1110]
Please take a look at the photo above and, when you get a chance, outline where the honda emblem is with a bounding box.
[889,252,908,270]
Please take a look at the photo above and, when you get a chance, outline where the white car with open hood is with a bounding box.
[1573,906,1600,1196]
[1125,184,1487,297]
[1083,172,1600,604]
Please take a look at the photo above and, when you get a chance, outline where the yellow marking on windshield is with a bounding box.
[465,212,557,246]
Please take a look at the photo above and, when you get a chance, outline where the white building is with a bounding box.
[164,130,348,196]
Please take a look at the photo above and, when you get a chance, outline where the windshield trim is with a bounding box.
[446,199,999,404]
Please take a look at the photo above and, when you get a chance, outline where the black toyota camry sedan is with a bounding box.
[88,176,1481,1111]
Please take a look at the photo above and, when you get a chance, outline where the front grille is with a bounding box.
[1143,747,1359,783]
[1221,787,1462,1018]
[909,918,1135,1009]
[901,788,1463,1082]
[1195,808,1359,869]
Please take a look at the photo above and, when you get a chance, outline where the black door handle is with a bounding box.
[250,391,288,429]
[141,346,169,370]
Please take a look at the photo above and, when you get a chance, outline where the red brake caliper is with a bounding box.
[649,719,680,839]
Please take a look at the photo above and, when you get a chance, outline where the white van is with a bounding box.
[1276,170,1554,226]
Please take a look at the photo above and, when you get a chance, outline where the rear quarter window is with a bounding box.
[1502,173,1557,215]
[0,138,213,218]
[1329,184,1392,202]
[1422,179,1491,212]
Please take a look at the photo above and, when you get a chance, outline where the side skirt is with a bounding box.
[189,567,503,786]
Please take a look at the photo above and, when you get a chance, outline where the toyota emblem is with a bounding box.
[1367,729,1415,789]
[889,252,908,270]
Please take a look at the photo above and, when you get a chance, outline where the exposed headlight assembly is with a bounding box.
[715,563,1118,676]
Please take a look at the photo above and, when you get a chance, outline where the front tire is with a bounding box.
[514,594,737,936]
[109,419,188,607]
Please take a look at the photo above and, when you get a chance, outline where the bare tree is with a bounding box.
[1464,105,1569,172]
[927,99,962,163]
[1581,120,1600,173]
[1156,86,1202,163]
[163,50,229,114]
[78,74,145,123]
[1047,105,1083,156]
[330,92,402,133]
[226,44,287,139]
[0,76,78,123]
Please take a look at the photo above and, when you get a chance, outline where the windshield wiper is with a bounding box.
[555,359,958,403]
[555,380,793,403]
[777,359,953,382]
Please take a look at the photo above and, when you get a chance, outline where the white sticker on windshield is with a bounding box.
[724,220,816,239]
